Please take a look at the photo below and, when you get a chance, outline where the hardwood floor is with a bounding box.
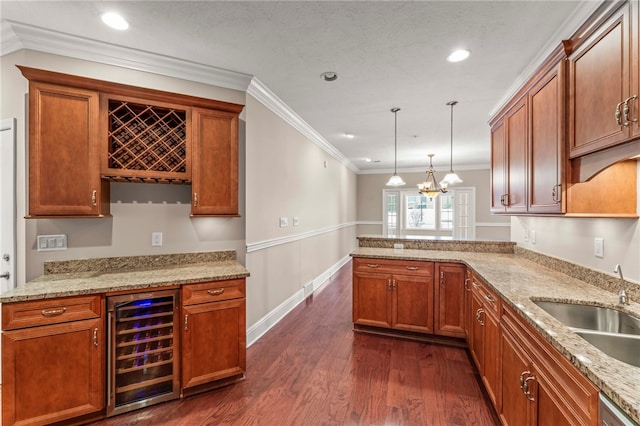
[92,261,499,426]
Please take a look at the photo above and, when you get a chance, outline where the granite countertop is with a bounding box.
[352,247,640,424]
[0,251,250,303]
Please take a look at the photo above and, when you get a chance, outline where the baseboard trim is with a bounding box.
[246,254,351,347]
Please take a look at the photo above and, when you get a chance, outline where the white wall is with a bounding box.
[511,161,640,284]
[244,95,357,338]
[1,50,247,283]
[356,169,511,241]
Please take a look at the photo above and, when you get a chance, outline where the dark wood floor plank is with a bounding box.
[90,261,499,426]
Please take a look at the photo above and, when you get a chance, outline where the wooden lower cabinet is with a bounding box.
[181,279,246,392]
[468,277,501,408]
[500,303,599,426]
[2,316,104,426]
[352,258,434,334]
[435,263,466,338]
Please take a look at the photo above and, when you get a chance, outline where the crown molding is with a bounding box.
[357,163,490,175]
[489,0,604,118]
[1,20,360,174]
[247,78,359,173]
[0,21,253,92]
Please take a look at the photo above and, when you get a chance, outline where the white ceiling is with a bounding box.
[0,1,599,174]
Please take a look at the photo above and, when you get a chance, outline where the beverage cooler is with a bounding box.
[107,289,180,416]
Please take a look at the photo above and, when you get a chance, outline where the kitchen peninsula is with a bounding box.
[351,235,640,425]
[0,251,249,425]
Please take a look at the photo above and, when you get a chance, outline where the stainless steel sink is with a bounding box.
[533,300,640,368]
[575,332,640,368]
[533,301,640,336]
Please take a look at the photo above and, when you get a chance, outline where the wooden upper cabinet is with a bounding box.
[528,61,565,213]
[491,97,528,213]
[568,2,631,158]
[27,81,109,217]
[191,108,239,216]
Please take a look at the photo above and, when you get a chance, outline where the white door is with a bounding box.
[1,118,17,293]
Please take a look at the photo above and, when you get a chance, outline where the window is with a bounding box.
[383,188,475,239]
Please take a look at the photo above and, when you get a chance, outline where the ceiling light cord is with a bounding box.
[386,107,405,186]
[442,100,462,185]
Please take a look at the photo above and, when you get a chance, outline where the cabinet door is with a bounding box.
[490,121,507,213]
[2,318,104,426]
[435,263,465,338]
[499,327,533,426]
[529,62,565,213]
[463,269,473,342]
[392,274,433,334]
[505,98,528,213]
[533,368,582,426]
[469,293,484,370]
[352,271,392,328]
[182,298,246,389]
[28,82,108,217]
[483,309,501,409]
[568,3,631,157]
[191,108,239,216]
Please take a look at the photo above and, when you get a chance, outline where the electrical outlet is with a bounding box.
[594,237,604,258]
[524,229,529,242]
[279,217,289,227]
[293,217,300,226]
[151,232,163,247]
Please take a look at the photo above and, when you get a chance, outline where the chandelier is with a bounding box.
[417,154,447,199]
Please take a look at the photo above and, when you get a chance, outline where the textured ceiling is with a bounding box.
[0,1,596,173]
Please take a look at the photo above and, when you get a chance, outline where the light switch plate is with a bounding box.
[36,234,67,251]
[151,232,163,247]
[279,217,289,227]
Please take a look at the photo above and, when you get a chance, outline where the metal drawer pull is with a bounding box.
[485,294,496,304]
[193,192,198,207]
[184,314,189,331]
[406,266,419,271]
[41,307,67,317]
[523,375,536,401]
[91,189,97,206]
[366,263,379,268]
[616,101,624,125]
[476,308,485,325]
[93,328,99,347]
[207,288,225,296]
[623,95,638,126]
[519,370,530,390]
[464,278,470,291]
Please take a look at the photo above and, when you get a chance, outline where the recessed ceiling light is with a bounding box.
[101,12,129,30]
[364,158,372,162]
[447,49,471,63]
[344,133,355,139]
[321,71,338,82]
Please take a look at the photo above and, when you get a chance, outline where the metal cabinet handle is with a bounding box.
[367,264,379,268]
[476,308,485,325]
[0,272,9,280]
[484,294,496,304]
[193,192,198,207]
[523,375,536,402]
[387,279,392,291]
[464,278,470,291]
[616,101,624,125]
[184,314,189,331]
[91,190,97,207]
[207,288,225,296]
[393,279,397,290]
[405,266,419,271]
[519,370,531,390]
[623,95,638,126]
[41,307,66,317]
[93,328,99,347]
[551,184,561,203]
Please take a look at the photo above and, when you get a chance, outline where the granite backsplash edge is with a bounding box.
[43,250,237,275]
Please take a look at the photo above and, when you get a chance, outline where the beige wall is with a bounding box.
[356,169,510,241]
[1,50,247,283]
[244,95,357,332]
[511,161,640,284]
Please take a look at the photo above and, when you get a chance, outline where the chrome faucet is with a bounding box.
[614,264,628,305]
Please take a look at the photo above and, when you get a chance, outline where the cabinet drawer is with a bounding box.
[472,276,500,315]
[2,295,102,331]
[182,279,246,305]
[353,258,434,277]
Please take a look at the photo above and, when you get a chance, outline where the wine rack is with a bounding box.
[103,98,191,183]
[107,290,180,416]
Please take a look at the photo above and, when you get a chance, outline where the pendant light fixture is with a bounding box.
[418,154,447,199]
[440,100,463,186]
[386,107,406,186]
